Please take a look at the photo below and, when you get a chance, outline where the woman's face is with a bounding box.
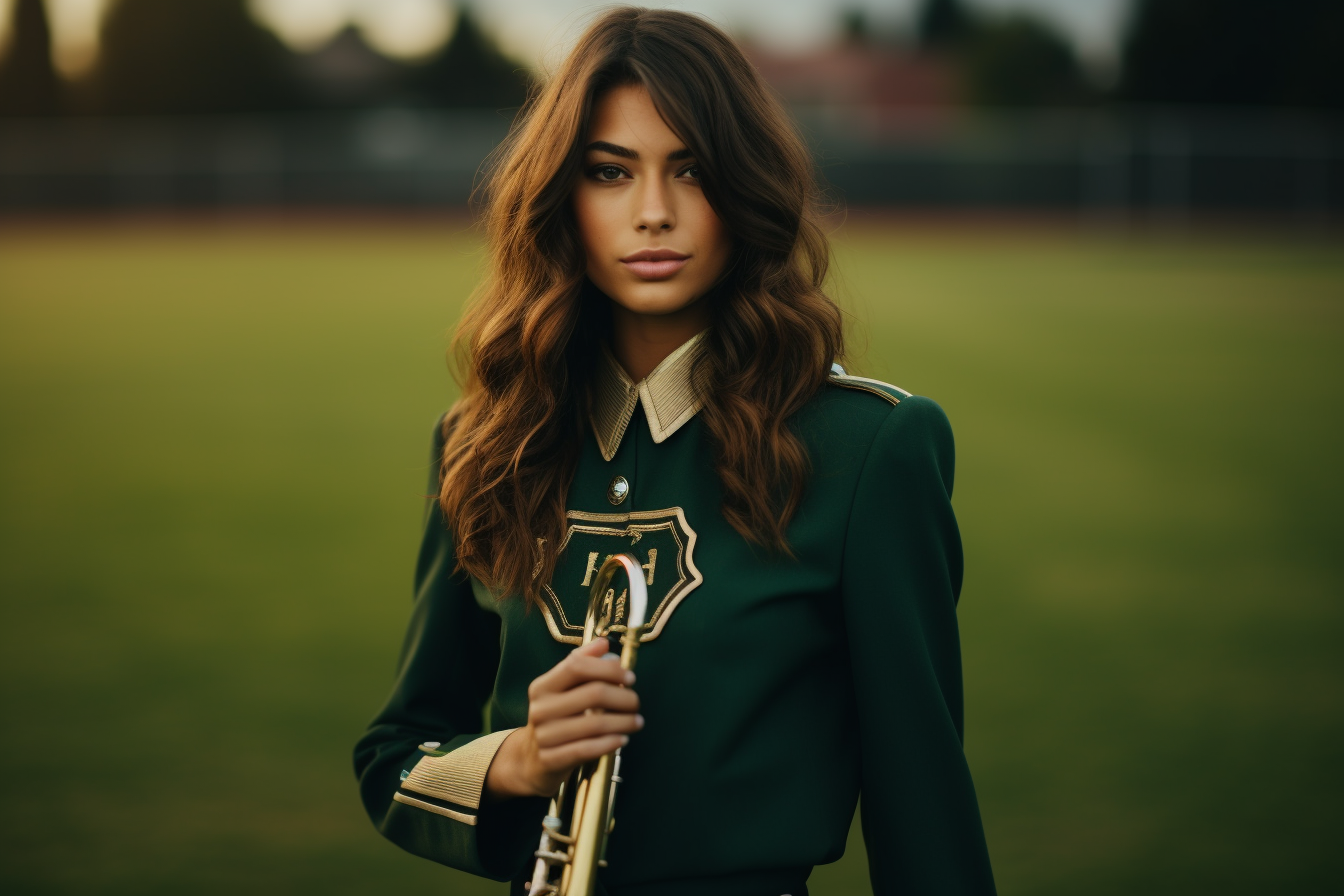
[572,84,731,322]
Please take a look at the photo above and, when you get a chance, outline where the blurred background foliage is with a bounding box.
[1,0,1341,117]
[91,0,528,113]
[93,0,301,115]
[1119,0,1344,110]
[0,0,1342,894]
[0,0,529,116]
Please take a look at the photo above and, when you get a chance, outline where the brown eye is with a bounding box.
[593,165,624,181]
[680,165,702,181]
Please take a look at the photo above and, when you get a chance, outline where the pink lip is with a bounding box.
[620,249,690,281]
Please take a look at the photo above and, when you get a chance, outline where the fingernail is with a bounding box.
[601,652,620,662]
[624,671,635,685]
[619,735,630,746]
[635,714,645,729]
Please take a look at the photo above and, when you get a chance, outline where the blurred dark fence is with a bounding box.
[0,109,511,208]
[1,107,1340,221]
[799,107,1342,224]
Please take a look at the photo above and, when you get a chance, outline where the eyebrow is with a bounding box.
[585,141,693,162]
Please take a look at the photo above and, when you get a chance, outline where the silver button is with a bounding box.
[607,476,629,505]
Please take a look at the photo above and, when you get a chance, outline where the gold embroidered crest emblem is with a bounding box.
[540,507,701,644]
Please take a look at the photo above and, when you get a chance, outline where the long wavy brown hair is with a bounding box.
[439,7,844,602]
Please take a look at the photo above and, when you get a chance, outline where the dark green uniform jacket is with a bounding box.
[355,334,996,895]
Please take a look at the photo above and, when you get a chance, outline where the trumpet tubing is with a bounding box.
[528,553,648,896]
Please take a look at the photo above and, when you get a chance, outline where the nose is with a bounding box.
[633,176,674,232]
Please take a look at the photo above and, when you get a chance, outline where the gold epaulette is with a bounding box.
[828,363,912,406]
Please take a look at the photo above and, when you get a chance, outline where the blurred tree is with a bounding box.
[913,0,1091,107]
[840,8,871,45]
[0,0,60,116]
[963,13,1091,106]
[1120,0,1343,112]
[95,0,299,114]
[410,8,529,109]
[916,0,975,51]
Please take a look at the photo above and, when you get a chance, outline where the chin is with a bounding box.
[605,280,704,317]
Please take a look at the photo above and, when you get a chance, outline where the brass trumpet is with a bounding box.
[527,553,649,896]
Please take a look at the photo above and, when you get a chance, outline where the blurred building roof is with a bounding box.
[292,25,407,107]
[745,41,961,132]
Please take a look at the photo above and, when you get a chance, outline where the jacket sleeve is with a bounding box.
[353,415,547,880]
[840,396,997,895]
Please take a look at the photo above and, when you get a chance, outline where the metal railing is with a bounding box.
[798,106,1341,225]
[1,106,1339,222]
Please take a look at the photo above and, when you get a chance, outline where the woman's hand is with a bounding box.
[485,637,643,800]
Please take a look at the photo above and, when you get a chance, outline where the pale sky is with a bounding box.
[1,0,1133,79]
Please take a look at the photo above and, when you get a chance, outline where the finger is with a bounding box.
[530,652,634,699]
[569,655,636,686]
[534,712,644,748]
[529,639,608,697]
[530,682,640,726]
[573,637,610,658]
[529,640,611,698]
[538,734,629,772]
[530,681,640,724]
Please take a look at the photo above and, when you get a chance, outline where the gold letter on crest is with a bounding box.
[642,549,657,586]
[580,552,599,586]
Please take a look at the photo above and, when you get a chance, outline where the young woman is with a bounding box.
[355,8,995,895]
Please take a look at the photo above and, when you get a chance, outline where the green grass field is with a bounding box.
[1,218,1340,895]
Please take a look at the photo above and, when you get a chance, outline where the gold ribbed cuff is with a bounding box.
[400,728,517,811]
[392,792,477,824]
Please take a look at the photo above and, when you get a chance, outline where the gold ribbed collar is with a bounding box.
[590,331,707,462]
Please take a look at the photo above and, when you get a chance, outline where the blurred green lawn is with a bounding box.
[1,219,1340,895]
